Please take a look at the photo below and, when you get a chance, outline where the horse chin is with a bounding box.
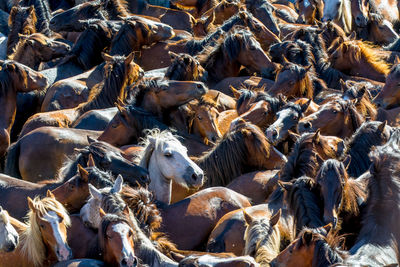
[56,245,73,262]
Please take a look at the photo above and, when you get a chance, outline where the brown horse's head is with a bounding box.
[374,62,400,109]
[298,99,365,138]
[350,0,369,27]
[296,0,324,24]
[166,52,208,83]
[231,100,274,131]
[268,62,314,99]
[99,211,138,267]
[368,13,398,45]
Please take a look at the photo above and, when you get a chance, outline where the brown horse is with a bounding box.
[329,39,390,82]
[196,120,286,187]
[374,62,400,109]
[0,60,48,158]
[165,52,208,82]
[8,33,70,70]
[19,52,142,138]
[298,99,365,138]
[270,227,344,267]
[0,193,72,267]
[296,0,324,24]
[171,0,218,18]
[6,5,37,57]
[367,13,399,45]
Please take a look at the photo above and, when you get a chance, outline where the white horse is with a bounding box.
[0,206,19,252]
[0,33,7,60]
[322,0,353,34]
[138,130,204,204]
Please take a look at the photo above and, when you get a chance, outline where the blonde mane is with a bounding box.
[20,196,70,267]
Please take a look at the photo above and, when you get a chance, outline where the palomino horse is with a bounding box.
[0,207,19,252]
[8,33,70,70]
[270,227,344,267]
[138,130,204,204]
[0,193,72,267]
[19,52,142,138]
[0,60,48,158]
[322,0,352,34]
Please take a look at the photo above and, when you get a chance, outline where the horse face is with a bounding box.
[322,0,340,22]
[29,35,71,62]
[191,105,222,144]
[265,107,302,145]
[237,36,275,74]
[39,211,72,262]
[351,0,368,27]
[374,66,400,109]
[104,222,137,267]
[0,210,19,252]
[8,61,48,92]
[157,81,208,108]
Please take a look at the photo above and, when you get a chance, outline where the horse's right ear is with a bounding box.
[87,154,96,167]
[89,184,103,200]
[278,181,292,191]
[46,190,55,199]
[101,52,113,62]
[394,56,400,65]
[243,210,254,225]
[111,175,123,194]
[278,94,287,105]
[230,86,241,99]
[322,223,333,235]
[378,120,387,133]
[27,197,35,211]
[125,52,135,65]
[270,209,281,226]
[99,208,106,218]
[78,164,89,183]
[312,129,321,144]
[87,136,97,144]
[349,31,357,40]
[288,130,300,142]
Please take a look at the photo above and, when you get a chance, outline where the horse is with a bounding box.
[298,99,365,138]
[343,130,400,266]
[296,0,324,24]
[345,120,391,178]
[196,120,286,187]
[0,207,19,252]
[196,27,277,87]
[351,0,369,28]
[137,130,204,204]
[270,227,345,267]
[6,5,37,57]
[316,159,366,248]
[19,52,142,138]
[374,62,400,109]
[165,52,208,83]
[322,0,352,34]
[329,39,390,82]
[367,13,399,45]
[8,33,70,70]
[178,254,259,266]
[0,193,72,267]
[244,0,280,37]
[0,60,48,158]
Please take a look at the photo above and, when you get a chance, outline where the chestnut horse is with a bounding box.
[0,60,48,158]
[0,193,73,267]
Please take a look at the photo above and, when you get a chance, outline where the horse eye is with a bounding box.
[111,122,118,129]
[197,115,202,120]
[69,183,75,190]
[40,224,45,229]
[289,81,295,86]
[332,110,338,114]
[128,231,133,237]
[164,152,172,158]
[107,234,113,239]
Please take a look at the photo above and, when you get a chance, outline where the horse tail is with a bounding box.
[4,141,21,178]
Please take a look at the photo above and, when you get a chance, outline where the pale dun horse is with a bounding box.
[0,206,19,252]
[243,209,281,266]
[138,130,204,204]
[323,0,353,34]
[0,191,72,267]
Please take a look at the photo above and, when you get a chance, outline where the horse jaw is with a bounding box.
[148,154,172,204]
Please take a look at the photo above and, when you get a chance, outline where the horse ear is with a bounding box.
[339,79,347,92]
[168,51,179,61]
[270,209,281,226]
[287,130,300,142]
[313,129,321,144]
[349,31,357,40]
[278,94,287,105]
[117,103,128,116]
[111,175,123,194]
[87,136,97,144]
[89,184,103,200]
[27,5,35,15]
[78,164,89,183]
[101,52,113,62]
[243,210,254,225]
[343,155,351,171]
[87,154,96,167]
[378,120,387,133]
[302,231,313,246]
[278,180,292,191]
[125,52,135,65]
[322,223,333,235]
[394,56,400,65]
[300,99,312,113]
[230,86,241,99]
[357,86,366,99]
[282,56,290,65]
[27,197,36,211]
[205,11,215,27]
[350,98,358,106]
[238,10,248,20]
[46,190,55,199]
[213,92,220,103]
[99,208,106,218]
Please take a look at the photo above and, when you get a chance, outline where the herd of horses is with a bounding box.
[0,0,400,265]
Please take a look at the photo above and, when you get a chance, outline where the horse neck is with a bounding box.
[206,53,241,85]
[350,56,386,82]
[148,152,172,204]
[337,0,352,34]
[10,44,38,69]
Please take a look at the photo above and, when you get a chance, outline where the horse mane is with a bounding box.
[101,0,129,19]
[110,19,151,55]
[276,62,315,99]
[337,40,390,76]
[285,177,324,233]
[338,100,365,133]
[244,216,280,265]
[279,132,323,182]
[20,196,70,267]
[128,78,169,107]
[78,55,135,113]
[165,53,207,82]
[345,121,390,177]
[198,121,270,186]
[20,0,52,36]
[344,85,377,120]
[236,90,283,114]
[120,186,162,236]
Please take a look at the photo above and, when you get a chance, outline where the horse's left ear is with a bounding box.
[270,209,281,226]
[243,210,254,225]
[302,231,313,246]
[343,155,351,171]
[357,86,366,100]
[27,197,36,211]
[288,130,300,142]
[101,52,113,62]
[300,98,312,113]
[99,208,106,218]
[125,52,135,65]
[87,154,96,167]
[46,190,55,199]
[213,92,220,104]
[111,175,123,194]
[349,31,357,40]
[78,164,89,183]
[378,120,387,133]
[230,86,241,99]
[394,56,400,65]
[339,79,347,92]
[312,129,321,144]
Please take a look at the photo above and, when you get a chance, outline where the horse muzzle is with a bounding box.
[56,245,73,261]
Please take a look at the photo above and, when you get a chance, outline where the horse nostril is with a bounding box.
[121,258,128,266]
[272,129,278,137]
[356,17,361,22]
[192,173,198,181]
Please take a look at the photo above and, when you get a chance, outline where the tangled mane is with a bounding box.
[335,40,390,76]
[244,215,281,265]
[337,100,365,134]
[20,196,70,267]
[165,53,208,82]
[20,0,52,36]
[128,78,169,107]
[101,0,129,19]
[269,40,316,68]
[284,177,324,234]
[197,121,271,186]
[345,121,391,177]
[236,89,284,115]
[343,83,377,120]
